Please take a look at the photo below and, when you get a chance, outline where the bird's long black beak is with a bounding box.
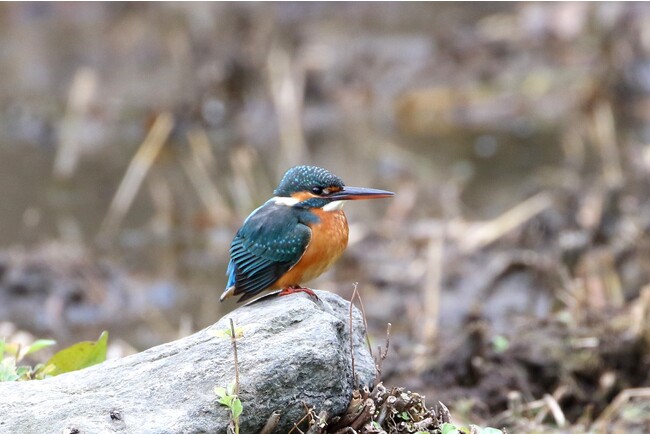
[328,186,394,201]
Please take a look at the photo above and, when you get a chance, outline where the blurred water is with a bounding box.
[0,2,648,346]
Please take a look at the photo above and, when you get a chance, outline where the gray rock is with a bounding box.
[0,290,376,434]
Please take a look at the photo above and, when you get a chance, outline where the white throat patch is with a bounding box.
[273,196,344,212]
[323,200,345,212]
[272,196,300,206]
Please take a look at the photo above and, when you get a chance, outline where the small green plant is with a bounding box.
[0,331,108,382]
[215,382,243,434]
[439,422,504,434]
[491,335,510,353]
[0,338,56,381]
[44,331,109,376]
[208,325,247,339]
[212,319,243,434]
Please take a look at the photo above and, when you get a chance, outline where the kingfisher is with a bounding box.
[220,165,394,303]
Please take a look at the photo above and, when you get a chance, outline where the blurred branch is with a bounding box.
[98,112,174,239]
[182,129,232,224]
[590,101,623,190]
[268,42,308,172]
[53,67,98,181]
[422,228,443,346]
[458,192,553,253]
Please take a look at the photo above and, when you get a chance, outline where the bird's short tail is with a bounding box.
[220,286,235,302]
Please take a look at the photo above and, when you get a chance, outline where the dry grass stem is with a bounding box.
[541,394,566,427]
[53,67,98,180]
[146,172,174,237]
[229,148,263,215]
[305,410,327,434]
[591,101,623,189]
[356,292,374,360]
[180,155,231,224]
[187,127,217,172]
[458,192,553,253]
[375,323,391,381]
[349,284,358,389]
[99,112,174,237]
[422,230,443,347]
[593,388,650,429]
[185,129,231,222]
[259,410,281,434]
[267,42,308,170]
[229,318,240,395]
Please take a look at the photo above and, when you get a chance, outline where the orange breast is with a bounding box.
[272,209,349,288]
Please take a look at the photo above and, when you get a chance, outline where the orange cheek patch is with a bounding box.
[292,191,319,201]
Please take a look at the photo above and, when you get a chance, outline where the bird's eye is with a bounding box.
[311,186,324,195]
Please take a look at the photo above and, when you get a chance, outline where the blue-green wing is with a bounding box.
[225,203,312,302]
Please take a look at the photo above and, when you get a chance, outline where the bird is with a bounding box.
[220,165,394,303]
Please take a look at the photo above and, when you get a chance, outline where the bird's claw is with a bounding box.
[278,286,320,300]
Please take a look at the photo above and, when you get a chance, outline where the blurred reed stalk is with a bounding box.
[458,192,553,254]
[53,67,97,181]
[589,101,623,189]
[422,229,444,345]
[98,112,174,239]
[228,147,265,216]
[182,127,232,224]
[267,42,309,173]
[52,67,98,243]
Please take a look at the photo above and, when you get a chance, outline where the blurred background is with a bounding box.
[3,2,650,431]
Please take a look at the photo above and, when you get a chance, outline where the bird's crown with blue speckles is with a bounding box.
[274,165,344,197]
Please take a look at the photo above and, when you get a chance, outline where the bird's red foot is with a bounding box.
[278,286,319,300]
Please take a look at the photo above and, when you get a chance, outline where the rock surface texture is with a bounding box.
[0,290,376,434]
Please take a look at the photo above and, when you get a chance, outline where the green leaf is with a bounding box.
[400,411,410,420]
[218,395,234,407]
[3,342,19,357]
[25,339,57,356]
[491,335,509,353]
[43,331,108,376]
[480,428,503,434]
[18,339,57,362]
[0,358,19,382]
[34,363,55,379]
[15,365,32,380]
[231,398,243,419]
[441,423,460,434]
[208,326,246,339]
[214,386,227,398]
[209,329,232,339]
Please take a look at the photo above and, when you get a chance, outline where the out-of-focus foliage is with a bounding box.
[0,331,107,381]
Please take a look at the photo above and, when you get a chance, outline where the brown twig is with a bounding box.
[99,112,174,238]
[53,67,98,180]
[349,284,358,389]
[259,411,281,434]
[287,404,315,434]
[375,323,391,381]
[349,398,375,430]
[593,388,650,429]
[267,40,308,169]
[353,282,374,359]
[438,401,452,424]
[331,428,356,434]
[229,318,240,395]
[305,410,328,434]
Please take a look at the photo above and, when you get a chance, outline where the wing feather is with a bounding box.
[223,202,312,302]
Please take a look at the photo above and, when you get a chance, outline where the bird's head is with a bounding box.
[273,165,393,209]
